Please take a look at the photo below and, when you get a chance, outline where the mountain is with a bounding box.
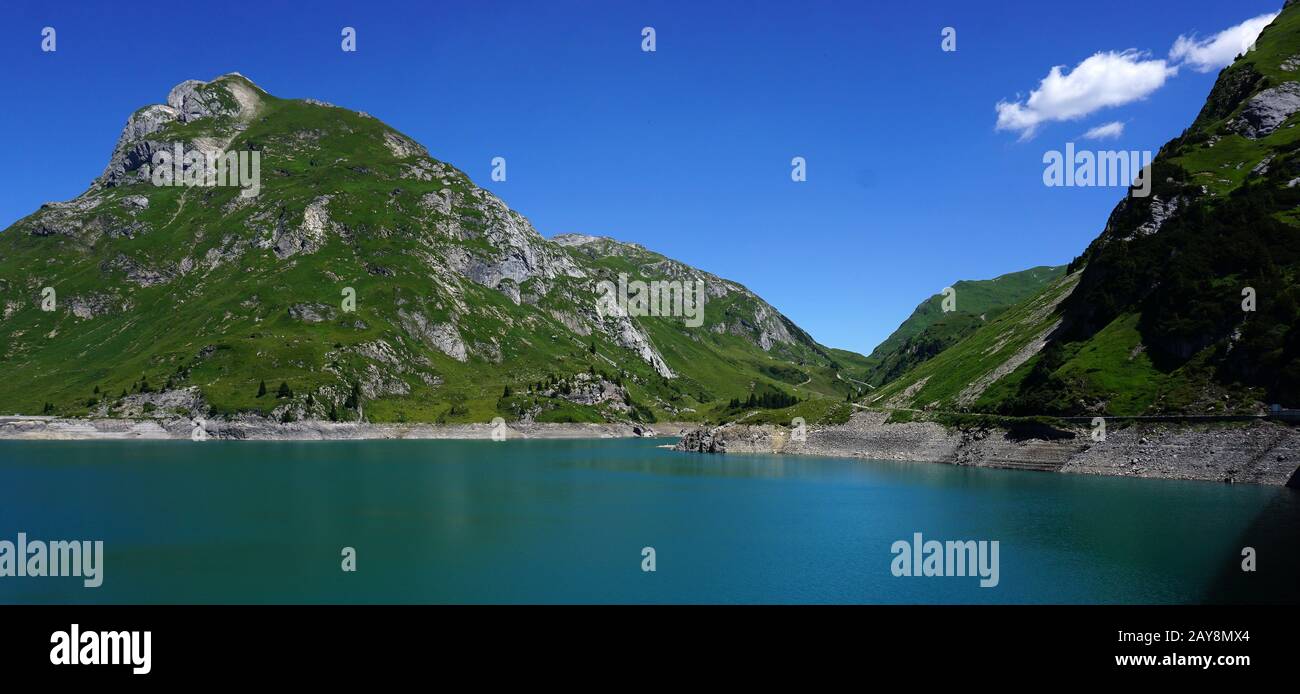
[0,74,869,425]
[874,3,1300,417]
[864,266,1065,387]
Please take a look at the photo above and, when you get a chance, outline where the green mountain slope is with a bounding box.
[0,74,865,425]
[869,271,1081,411]
[876,2,1300,417]
[865,265,1064,387]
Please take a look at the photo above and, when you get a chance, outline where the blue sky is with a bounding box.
[0,0,1286,354]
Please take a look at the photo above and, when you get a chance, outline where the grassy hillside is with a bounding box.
[0,75,867,426]
[865,265,1064,387]
[869,272,1080,411]
[877,4,1300,417]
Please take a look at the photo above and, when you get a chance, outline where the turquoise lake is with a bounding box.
[0,437,1295,604]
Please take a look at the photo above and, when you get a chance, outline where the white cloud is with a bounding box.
[996,50,1176,140]
[1082,121,1126,140]
[1170,12,1279,73]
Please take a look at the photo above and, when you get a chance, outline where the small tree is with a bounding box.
[276,381,292,399]
[328,402,339,421]
[503,385,512,398]
[257,380,267,398]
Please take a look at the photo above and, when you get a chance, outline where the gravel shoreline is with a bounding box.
[0,416,692,442]
[6,412,1296,487]
[674,411,1300,486]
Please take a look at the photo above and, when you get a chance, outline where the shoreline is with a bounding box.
[0,416,692,442]
[674,411,1300,487]
[5,412,1297,488]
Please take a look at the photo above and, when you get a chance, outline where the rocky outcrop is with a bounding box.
[602,312,675,378]
[98,105,179,186]
[1227,81,1300,139]
[444,191,585,290]
[674,426,727,453]
[398,309,468,362]
[93,387,207,419]
[542,372,627,408]
[169,80,233,123]
[288,302,337,323]
[1131,195,1184,237]
[97,74,263,187]
[382,131,427,159]
[65,293,124,319]
[272,195,334,258]
[104,253,173,287]
[25,195,105,237]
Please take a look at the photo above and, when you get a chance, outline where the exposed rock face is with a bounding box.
[544,372,626,407]
[66,293,122,319]
[1228,82,1300,139]
[674,426,727,453]
[97,73,263,188]
[1098,193,1188,244]
[598,311,675,378]
[445,192,585,289]
[358,362,411,399]
[273,196,334,258]
[98,105,179,186]
[26,195,104,237]
[398,309,468,362]
[105,253,173,287]
[97,387,207,419]
[383,131,427,159]
[1132,195,1183,237]
[169,80,224,122]
[288,303,337,323]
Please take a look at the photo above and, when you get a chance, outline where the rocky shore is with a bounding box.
[7,411,1296,487]
[674,411,1300,486]
[0,415,685,442]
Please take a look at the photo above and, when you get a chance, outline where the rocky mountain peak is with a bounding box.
[97,74,264,188]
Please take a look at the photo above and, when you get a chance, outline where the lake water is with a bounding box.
[0,438,1295,604]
